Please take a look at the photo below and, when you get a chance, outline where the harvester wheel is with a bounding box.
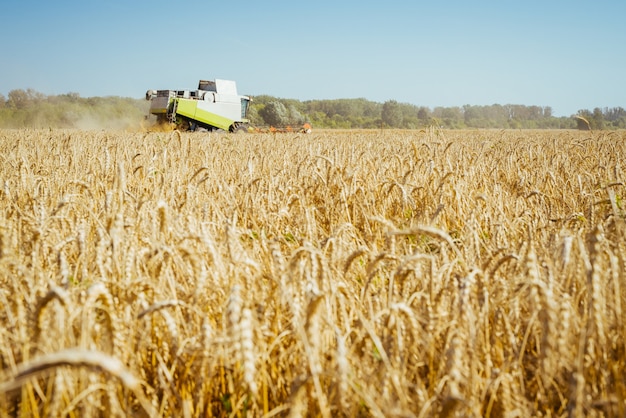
[231,123,249,133]
[177,118,191,131]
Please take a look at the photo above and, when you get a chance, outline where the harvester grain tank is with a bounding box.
[146,79,250,132]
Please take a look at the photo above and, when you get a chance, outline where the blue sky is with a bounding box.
[1,0,625,117]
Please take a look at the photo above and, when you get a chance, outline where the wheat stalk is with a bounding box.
[0,348,156,417]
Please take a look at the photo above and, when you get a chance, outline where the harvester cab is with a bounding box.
[146,79,251,132]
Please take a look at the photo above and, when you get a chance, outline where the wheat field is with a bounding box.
[0,128,625,417]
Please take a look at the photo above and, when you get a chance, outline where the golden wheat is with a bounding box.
[0,128,625,416]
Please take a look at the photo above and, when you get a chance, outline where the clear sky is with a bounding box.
[2,0,625,117]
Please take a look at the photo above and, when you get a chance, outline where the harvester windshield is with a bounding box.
[241,98,250,119]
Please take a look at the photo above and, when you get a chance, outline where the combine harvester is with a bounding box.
[146,78,312,133]
[146,79,251,132]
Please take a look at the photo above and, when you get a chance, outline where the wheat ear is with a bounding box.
[85,283,119,355]
[0,348,156,417]
[33,286,69,342]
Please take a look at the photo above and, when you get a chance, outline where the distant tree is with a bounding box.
[543,106,553,118]
[609,107,626,128]
[591,107,605,129]
[57,92,80,102]
[382,100,403,127]
[527,105,543,120]
[7,88,45,109]
[574,110,592,130]
[287,105,305,125]
[573,107,626,130]
[604,106,626,122]
[417,107,429,122]
[259,101,288,126]
[246,104,264,126]
[439,107,462,121]
[463,105,480,126]
[0,93,5,108]
[7,89,30,109]
[309,111,328,127]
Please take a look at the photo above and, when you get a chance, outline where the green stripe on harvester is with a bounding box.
[175,99,234,131]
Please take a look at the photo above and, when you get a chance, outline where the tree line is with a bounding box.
[250,96,626,130]
[1,88,625,130]
[0,89,149,129]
